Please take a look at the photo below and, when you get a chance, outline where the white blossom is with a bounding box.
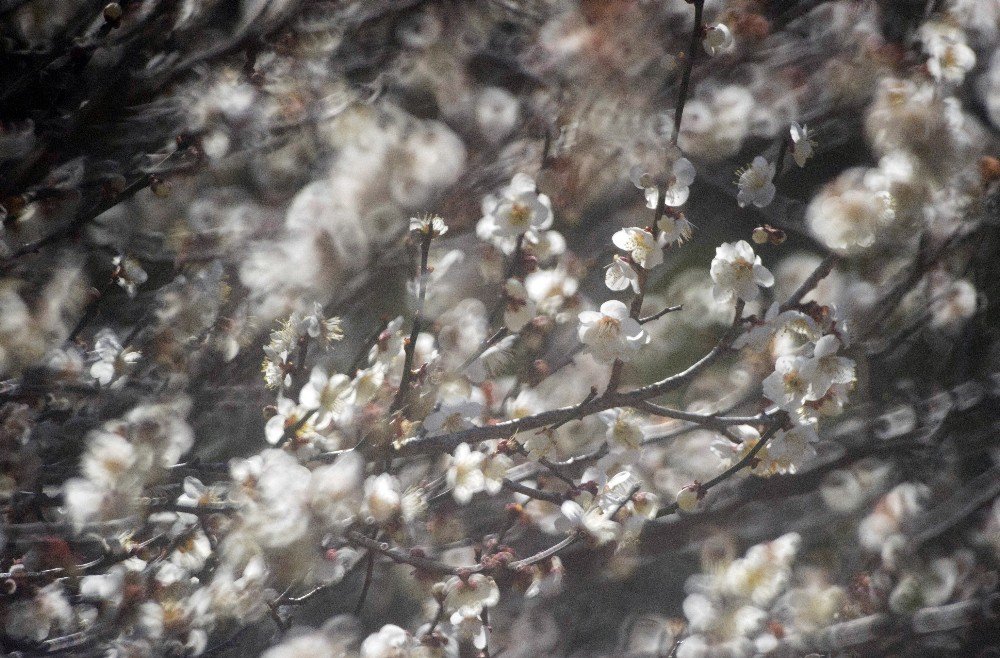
[806,167,896,253]
[605,255,640,293]
[800,335,856,400]
[922,22,976,84]
[111,255,148,298]
[264,397,319,446]
[525,267,579,317]
[363,473,402,524]
[409,214,448,237]
[577,300,649,363]
[89,329,141,386]
[446,442,487,504]
[657,212,694,245]
[638,157,696,208]
[478,173,553,241]
[556,499,620,545]
[360,624,418,658]
[703,24,734,56]
[731,302,821,354]
[444,573,500,618]
[736,156,776,208]
[723,532,801,606]
[790,122,815,168]
[709,240,774,302]
[598,408,645,449]
[612,227,663,270]
[762,355,811,413]
[4,582,75,642]
[299,367,355,421]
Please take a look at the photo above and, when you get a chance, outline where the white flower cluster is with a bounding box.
[678,533,821,657]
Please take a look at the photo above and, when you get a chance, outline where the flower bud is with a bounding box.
[980,156,1000,185]
[150,176,171,198]
[676,484,700,512]
[103,2,123,23]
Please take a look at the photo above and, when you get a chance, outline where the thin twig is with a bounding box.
[671,0,705,147]
[655,422,784,517]
[639,304,683,324]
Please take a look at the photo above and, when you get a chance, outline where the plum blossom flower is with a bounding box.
[720,422,820,476]
[598,407,645,449]
[447,442,487,504]
[731,302,821,353]
[409,213,448,237]
[928,275,978,331]
[765,421,821,474]
[723,532,801,606]
[578,300,649,363]
[447,457,499,507]
[89,329,141,386]
[111,255,148,297]
[360,624,418,658]
[264,397,318,445]
[478,173,553,241]
[81,430,140,489]
[921,22,975,84]
[709,240,774,302]
[557,499,620,545]
[299,367,354,420]
[170,528,213,572]
[444,573,500,618]
[525,266,579,316]
[363,473,402,524]
[657,212,694,245]
[703,23,734,56]
[636,156,696,208]
[482,450,514,495]
[806,167,896,253]
[790,122,815,167]
[606,255,640,293]
[736,156,776,208]
[762,355,810,413]
[800,335,856,400]
[612,227,663,270]
[4,582,76,642]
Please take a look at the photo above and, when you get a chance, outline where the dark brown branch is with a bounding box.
[780,253,840,311]
[671,0,705,147]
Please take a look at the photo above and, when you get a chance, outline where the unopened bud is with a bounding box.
[980,156,1000,184]
[528,359,550,386]
[752,226,769,244]
[150,176,171,197]
[676,483,701,512]
[103,2,122,23]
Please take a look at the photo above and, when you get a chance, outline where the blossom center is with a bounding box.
[508,202,532,227]
[595,316,622,338]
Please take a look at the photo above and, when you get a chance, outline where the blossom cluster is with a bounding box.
[1,0,997,656]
